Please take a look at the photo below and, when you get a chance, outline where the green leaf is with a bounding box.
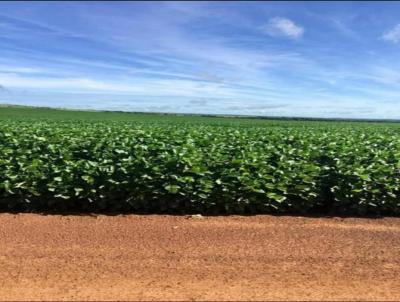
[164,185,180,194]
[267,192,286,203]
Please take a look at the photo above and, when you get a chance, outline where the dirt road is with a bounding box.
[0,214,399,301]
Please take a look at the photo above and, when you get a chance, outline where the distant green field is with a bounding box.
[2,104,398,127]
[1,105,400,215]
[0,104,283,125]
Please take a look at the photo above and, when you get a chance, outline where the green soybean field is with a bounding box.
[1,105,400,215]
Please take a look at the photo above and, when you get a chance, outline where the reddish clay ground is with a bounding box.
[0,214,399,301]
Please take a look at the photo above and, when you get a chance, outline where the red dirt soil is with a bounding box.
[0,214,399,301]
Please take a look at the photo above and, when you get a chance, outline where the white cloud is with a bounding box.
[382,24,400,43]
[262,17,304,39]
[0,72,237,97]
[0,65,43,74]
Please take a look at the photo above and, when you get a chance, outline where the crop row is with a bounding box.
[1,120,400,215]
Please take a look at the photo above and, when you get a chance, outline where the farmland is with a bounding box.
[1,105,400,215]
[2,105,400,301]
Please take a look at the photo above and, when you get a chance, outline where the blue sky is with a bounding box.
[1,1,400,118]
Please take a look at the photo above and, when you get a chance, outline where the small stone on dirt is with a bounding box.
[187,214,204,219]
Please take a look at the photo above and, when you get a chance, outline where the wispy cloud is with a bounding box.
[262,17,304,39]
[0,64,43,74]
[0,71,241,98]
[225,104,287,111]
[188,99,210,106]
[382,24,400,43]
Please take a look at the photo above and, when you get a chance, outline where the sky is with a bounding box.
[1,1,400,118]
